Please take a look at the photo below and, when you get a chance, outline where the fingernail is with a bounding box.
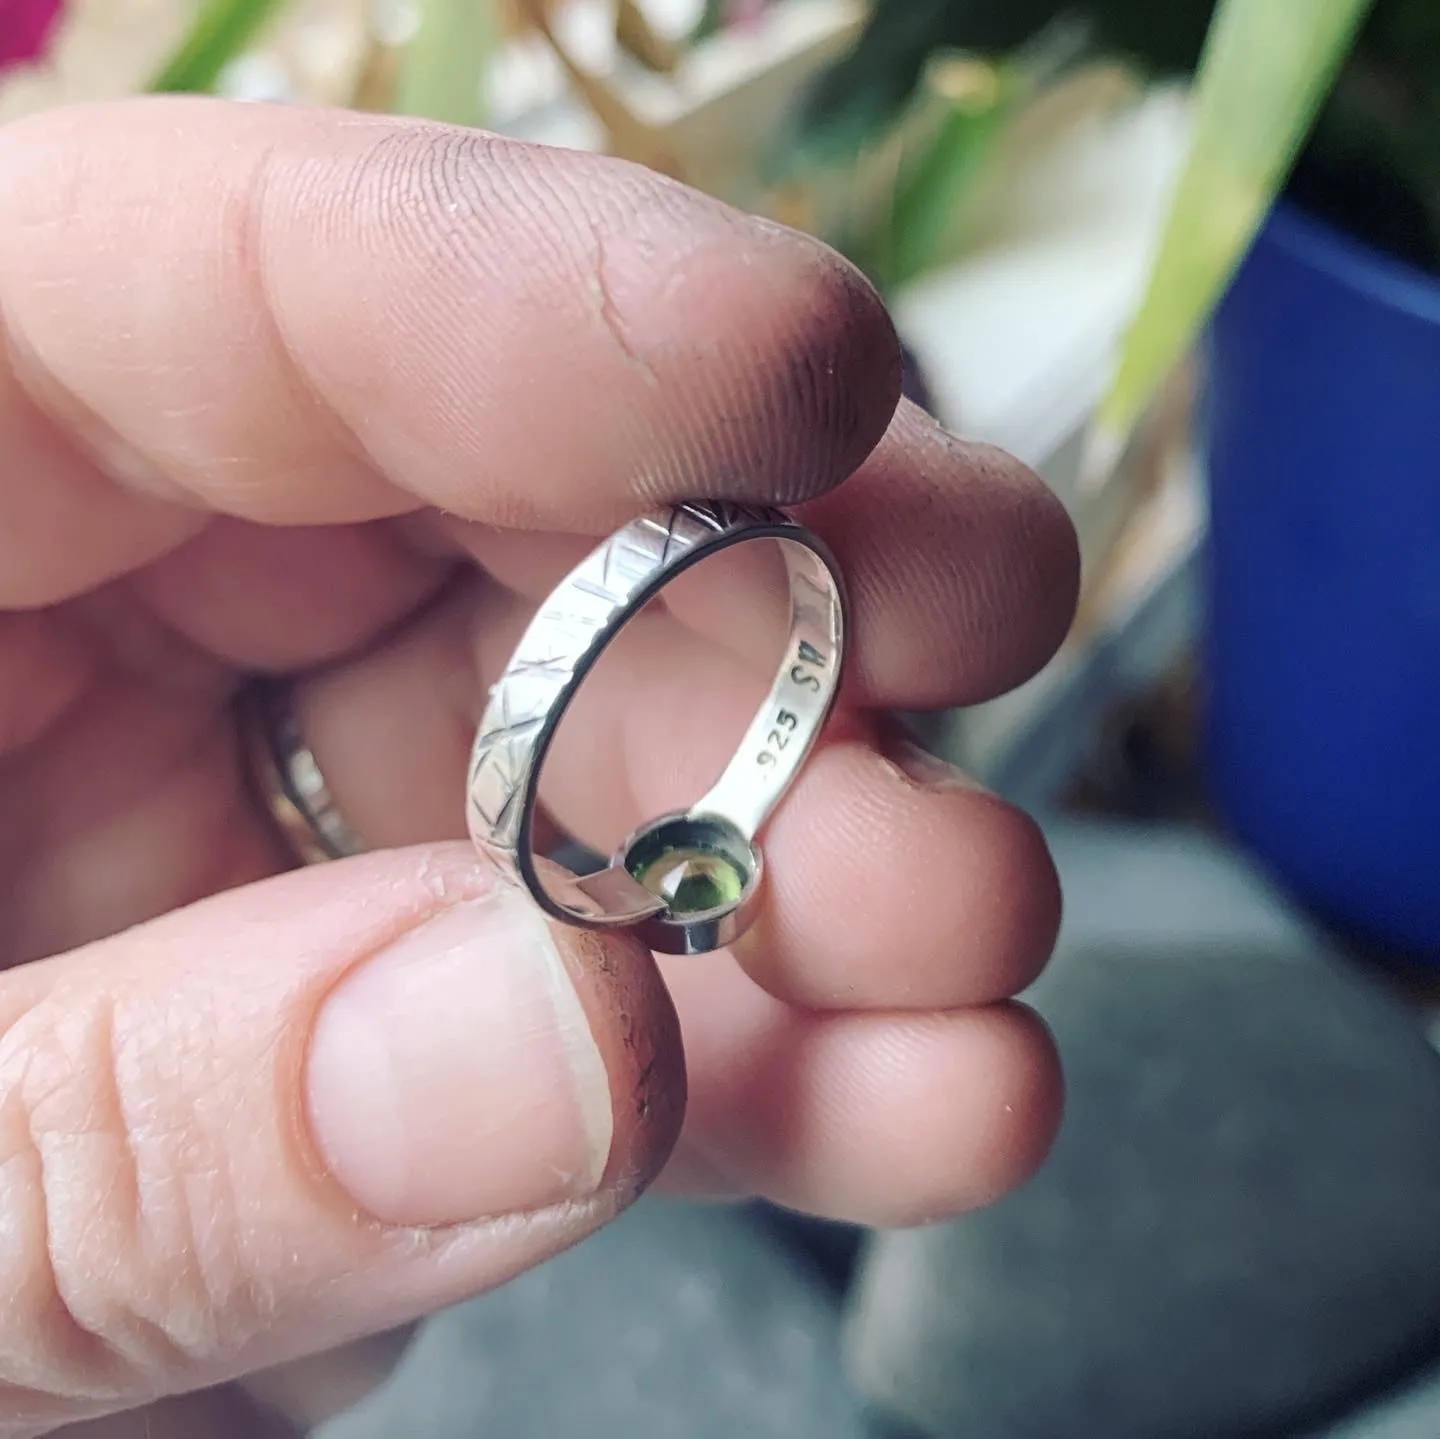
[305,889,614,1228]
[887,737,982,792]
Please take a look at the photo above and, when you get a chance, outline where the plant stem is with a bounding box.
[391,0,491,128]
[148,0,288,93]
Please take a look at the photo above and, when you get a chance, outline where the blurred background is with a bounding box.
[6,2,1440,1435]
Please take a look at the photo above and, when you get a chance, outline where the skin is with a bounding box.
[0,98,1079,1437]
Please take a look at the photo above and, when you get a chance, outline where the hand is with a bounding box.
[0,98,1077,1436]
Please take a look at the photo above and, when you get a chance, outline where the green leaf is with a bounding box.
[1093,0,1375,456]
[687,0,729,47]
[877,65,1016,291]
[148,0,287,93]
[392,0,492,129]
[778,0,1073,176]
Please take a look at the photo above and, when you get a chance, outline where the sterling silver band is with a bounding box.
[467,500,846,954]
[242,681,366,865]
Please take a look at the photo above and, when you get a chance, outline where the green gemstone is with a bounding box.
[632,846,746,916]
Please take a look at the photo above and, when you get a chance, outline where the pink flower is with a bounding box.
[0,0,65,75]
[726,0,773,31]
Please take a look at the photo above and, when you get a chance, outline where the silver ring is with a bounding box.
[242,680,367,865]
[467,500,846,955]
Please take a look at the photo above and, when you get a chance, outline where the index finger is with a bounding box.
[0,98,900,607]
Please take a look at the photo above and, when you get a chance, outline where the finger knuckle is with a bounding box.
[0,987,270,1407]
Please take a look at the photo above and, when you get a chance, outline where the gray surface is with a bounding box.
[1312,1362,1440,1439]
[846,820,1440,1439]
[320,1198,875,1439]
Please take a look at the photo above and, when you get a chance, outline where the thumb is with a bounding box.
[0,845,683,1432]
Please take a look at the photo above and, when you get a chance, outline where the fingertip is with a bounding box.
[551,915,688,1203]
[553,177,903,513]
[860,1002,1064,1229]
[809,407,1082,708]
[948,1000,1064,1213]
[740,740,1062,1011]
[302,857,687,1229]
[961,435,1082,683]
[944,785,1064,1000]
[694,228,902,509]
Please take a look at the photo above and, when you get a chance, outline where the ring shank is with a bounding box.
[691,539,840,838]
[466,502,845,931]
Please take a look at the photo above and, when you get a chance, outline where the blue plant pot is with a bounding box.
[1204,202,1440,960]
